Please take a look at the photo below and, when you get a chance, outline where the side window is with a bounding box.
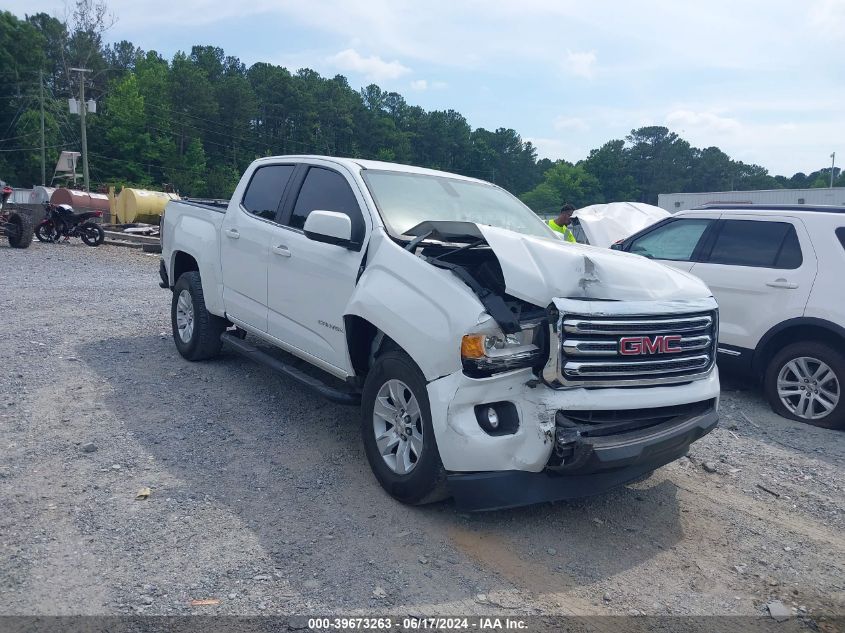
[628,219,713,261]
[708,220,802,269]
[837,227,845,252]
[289,167,364,242]
[241,164,295,221]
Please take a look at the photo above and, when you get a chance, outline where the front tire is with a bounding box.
[764,341,844,429]
[6,212,33,248]
[171,271,227,361]
[361,350,448,504]
[81,223,104,246]
[35,221,57,243]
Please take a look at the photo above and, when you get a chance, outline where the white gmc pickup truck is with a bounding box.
[160,156,720,510]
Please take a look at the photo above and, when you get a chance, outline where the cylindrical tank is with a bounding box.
[50,188,111,220]
[87,192,110,213]
[115,188,179,224]
[29,186,55,205]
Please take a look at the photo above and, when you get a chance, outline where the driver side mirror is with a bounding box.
[303,210,357,249]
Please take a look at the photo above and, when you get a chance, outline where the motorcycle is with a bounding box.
[36,203,105,247]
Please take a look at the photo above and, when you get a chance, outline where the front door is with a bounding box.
[624,215,718,273]
[267,164,370,373]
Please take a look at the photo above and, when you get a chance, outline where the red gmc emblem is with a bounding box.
[619,335,683,355]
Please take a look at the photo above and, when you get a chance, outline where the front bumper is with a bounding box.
[426,365,720,511]
[448,403,717,511]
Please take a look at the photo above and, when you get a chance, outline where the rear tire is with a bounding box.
[6,212,33,249]
[764,341,844,429]
[171,271,227,361]
[81,223,104,246]
[361,350,448,505]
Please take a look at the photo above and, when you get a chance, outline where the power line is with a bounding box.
[0,143,71,153]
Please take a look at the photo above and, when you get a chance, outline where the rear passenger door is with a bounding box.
[220,163,296,332]
[689,215,817,352]
[266,163,370,375]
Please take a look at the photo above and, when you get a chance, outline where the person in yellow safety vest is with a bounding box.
[548,203,577,243]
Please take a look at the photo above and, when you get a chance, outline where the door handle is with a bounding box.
[766,279,798,289]
[224,228,240,239]
[272,244,291,257]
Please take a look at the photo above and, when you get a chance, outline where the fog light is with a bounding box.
[486,407,499,429]
[474,402,518,436]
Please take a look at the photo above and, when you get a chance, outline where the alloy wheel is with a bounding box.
[777,356,840,420]
[175,289,195,343]
[372,379,424,474]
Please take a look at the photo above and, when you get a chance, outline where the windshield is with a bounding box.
[362,170,555,240]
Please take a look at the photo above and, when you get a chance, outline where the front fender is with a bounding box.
[345,233,486,381]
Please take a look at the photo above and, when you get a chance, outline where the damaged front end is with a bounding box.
[402,221,549,379]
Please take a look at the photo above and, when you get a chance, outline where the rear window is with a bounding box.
[707,220,803,269]
[241,164,295,221]
[837,227,845,251]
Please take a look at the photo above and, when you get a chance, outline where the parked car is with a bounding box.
[159,156,720,510]
[613,204,845,429]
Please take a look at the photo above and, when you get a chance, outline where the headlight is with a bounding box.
[461,323,543,374]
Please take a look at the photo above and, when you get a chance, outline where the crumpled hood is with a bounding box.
[477,224,711,306]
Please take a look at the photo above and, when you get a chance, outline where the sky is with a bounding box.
[7,0,845,176]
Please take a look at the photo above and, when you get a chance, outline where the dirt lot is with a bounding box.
[1,241,843,625]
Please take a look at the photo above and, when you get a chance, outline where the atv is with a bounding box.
[1,184,34,249]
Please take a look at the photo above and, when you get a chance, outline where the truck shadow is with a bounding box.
[78,333,687,611]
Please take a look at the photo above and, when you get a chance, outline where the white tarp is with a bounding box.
[573,202,670,248]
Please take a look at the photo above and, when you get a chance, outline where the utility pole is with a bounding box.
[831,152,836,188]
[39,70,46,186]
[70,67,91,192]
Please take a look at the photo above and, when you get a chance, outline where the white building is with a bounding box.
[658,187,845,212]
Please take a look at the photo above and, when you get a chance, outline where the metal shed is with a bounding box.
[658,187,845,212]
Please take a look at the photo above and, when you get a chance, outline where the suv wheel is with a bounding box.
[764,341,844,429]
[361,350,448,504]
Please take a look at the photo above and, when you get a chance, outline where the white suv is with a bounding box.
[614,204,845,429]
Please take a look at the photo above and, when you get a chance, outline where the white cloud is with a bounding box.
[410,79,447,91]
[326,48,411,81]
[665,110,742,135]
[563,50,597,79]
[553,116,589,132]
[809,0,845,33]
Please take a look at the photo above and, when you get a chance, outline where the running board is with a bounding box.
[220,332,360,406]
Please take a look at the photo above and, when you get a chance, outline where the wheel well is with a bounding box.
[755,323,845,377]
[172,251,199,285]
[344,316,405,380]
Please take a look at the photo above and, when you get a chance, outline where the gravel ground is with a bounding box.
[1,240,843,625]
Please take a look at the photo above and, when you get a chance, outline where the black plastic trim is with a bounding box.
[221,333,360,405]
[158,260,169,289]
[448,406,718,511]
[692,204,845,213]
[751,317,845,375]
[716,343,753,375]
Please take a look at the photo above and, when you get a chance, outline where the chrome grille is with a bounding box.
[546,305,718,388]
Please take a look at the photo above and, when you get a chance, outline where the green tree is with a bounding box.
[582,139,639,201]
[521,161,602,211]
[626,126,694,203]
[97,73,153,185]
